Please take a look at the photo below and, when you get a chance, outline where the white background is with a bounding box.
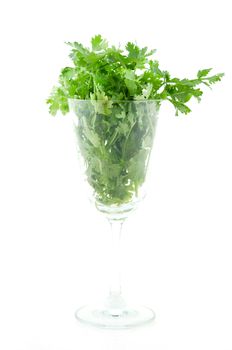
[0,0,231,349]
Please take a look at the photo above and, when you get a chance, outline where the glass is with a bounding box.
[69,99,159,328]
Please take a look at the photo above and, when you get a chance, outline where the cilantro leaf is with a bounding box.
[91,34,108,52]
[197,68,212,78]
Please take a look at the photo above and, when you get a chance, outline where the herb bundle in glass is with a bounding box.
[47,35,223,328]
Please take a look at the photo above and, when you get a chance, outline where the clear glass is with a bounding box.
[69,99,159,328]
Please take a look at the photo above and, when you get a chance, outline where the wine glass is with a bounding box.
[68,99,159,328]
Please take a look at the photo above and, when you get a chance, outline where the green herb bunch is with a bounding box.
[47,34,223,116]
[47,35,223,206]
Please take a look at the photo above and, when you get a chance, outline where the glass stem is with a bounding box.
[108,219,124,297]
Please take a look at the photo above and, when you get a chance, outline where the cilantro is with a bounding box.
[91,34,108,52]
[47,35,224,206]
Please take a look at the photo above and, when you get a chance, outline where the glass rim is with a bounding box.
[68,98,161,103]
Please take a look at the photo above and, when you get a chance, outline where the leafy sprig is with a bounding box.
[47,35,224,116]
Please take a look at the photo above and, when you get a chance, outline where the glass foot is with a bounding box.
[75,295,155,329]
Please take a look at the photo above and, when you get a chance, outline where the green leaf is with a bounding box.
[66,41,88,55]
[47,98,59,116]
[125,70,136,81]
[91,34,108,52]
[128,149,149,185]
[197,68,212,78]
[125,79,137,95]
[207,73,225,84]
[126,42,140,59]
[171,101,192,115]
[82,118,100,147]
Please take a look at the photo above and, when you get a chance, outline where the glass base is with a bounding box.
[75,295,155,329]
